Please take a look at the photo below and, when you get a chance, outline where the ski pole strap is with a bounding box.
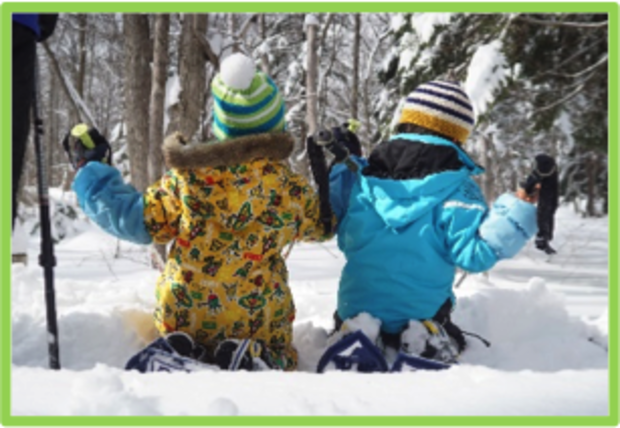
[462,331,491,348]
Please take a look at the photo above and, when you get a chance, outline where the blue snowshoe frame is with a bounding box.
[317,330,389,373]
[391,351,452,372]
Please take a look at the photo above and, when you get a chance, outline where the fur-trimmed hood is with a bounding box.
[163,132,294,169]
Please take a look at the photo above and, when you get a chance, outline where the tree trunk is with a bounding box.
[259,14,270,75]
[149,14,171,263]
[228,14,239,53]
[149,14,170,180]
[481,134,496,202]
[351,13,361,121]
[304,15,319,179]
[77,14,88,98]
[586,152,596,217]
[166,14,208,141]
[123,14,152,192]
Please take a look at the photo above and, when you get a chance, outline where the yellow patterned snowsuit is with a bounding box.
[142,132,331,370]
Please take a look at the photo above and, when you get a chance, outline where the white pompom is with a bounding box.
[219,53,256,90]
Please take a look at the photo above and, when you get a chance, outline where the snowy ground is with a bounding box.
[10,199,610,416]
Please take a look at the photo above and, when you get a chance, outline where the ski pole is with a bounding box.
[32,54,61,370]
[454,271,468,288]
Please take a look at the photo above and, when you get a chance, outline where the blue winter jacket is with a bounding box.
[330,133,537,333]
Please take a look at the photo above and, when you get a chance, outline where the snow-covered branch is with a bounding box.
[515,15,608,29]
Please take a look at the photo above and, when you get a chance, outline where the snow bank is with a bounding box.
[10,206,609,416]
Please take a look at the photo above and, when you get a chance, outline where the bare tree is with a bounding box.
[149,14,170,180]
[76,14,88,97]
[149,14,171,263]
[479,134,498,202]
[166,14,208,141]
[304,15,320,177]
[351,13,361,122]
[258,14,270,75]
[228,14,240,53]
[123,14,152,192]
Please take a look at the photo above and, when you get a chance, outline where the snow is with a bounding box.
[397,33,418,71]
[465,40,510,118]
[218,53,256,90]
[11,203,609,416]
[390,14,406,33]
[11,221,28,255]
[303,14,320,31]
[410,13,452,45]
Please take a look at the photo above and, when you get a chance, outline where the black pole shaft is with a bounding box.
[32,54,60,370]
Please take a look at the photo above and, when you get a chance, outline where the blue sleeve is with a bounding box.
[328,156,365,224]
[72,162,152,245]
[479,193,538,259]
[440,182,499,273]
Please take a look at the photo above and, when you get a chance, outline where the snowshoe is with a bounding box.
[213,339,279,371]
[390,319,462,372]
[125,333,217,373]
[317,330,389,373]
[391,352,452,372]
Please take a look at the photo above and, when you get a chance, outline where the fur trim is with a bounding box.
[163,132,294,169]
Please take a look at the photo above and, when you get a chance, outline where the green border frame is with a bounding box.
[1,2,618,426]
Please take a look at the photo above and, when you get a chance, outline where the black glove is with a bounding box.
[62,124,112,170]
[338,122,362,157]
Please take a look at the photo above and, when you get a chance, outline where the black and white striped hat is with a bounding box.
[398,81,475,145]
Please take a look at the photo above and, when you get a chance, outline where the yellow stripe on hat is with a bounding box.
[399,109,471,145]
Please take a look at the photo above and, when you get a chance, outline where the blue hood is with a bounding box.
[358,134,482,229]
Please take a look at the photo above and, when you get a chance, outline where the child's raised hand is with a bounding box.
[62,124,112,170]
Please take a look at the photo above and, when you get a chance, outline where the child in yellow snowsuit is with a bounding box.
[71,54,331,370]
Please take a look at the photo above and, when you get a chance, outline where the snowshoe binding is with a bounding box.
[317,330,389,373]
[125,332,216,373]
[213,339,279,371]
[391,320,459,372]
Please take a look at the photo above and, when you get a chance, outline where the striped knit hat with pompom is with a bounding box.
[398,80,475,145]
[211,53,285,141]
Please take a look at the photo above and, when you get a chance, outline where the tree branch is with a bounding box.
[546,53,608,80]
[319,13,335,49]
[42,41,99,128]
[533,35,607,80]
[237,13,258,39]
[515,15,608,29]
[534,82,585,113]
[192,28,220,70]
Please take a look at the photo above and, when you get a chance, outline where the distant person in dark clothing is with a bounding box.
[12,13,58,229]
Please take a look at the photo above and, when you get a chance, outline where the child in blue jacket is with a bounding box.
[327,80,537,366]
